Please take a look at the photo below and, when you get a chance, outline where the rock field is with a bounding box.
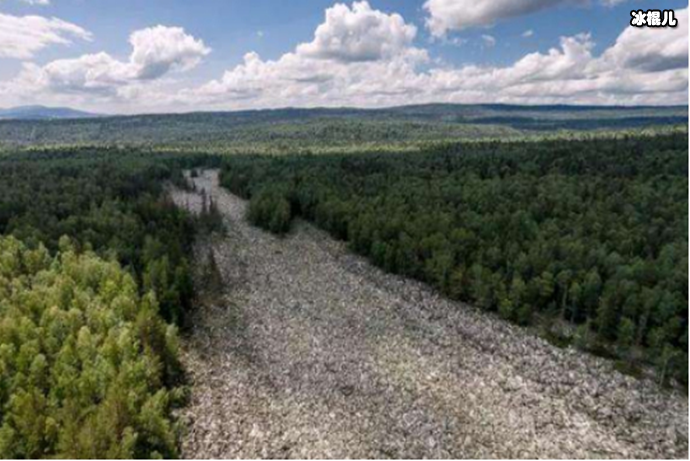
[170,170,688,459]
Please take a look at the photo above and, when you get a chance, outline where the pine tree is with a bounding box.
[616,317,636,364]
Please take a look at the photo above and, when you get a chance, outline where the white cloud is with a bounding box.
[183,2,427,108]
[598,8,688,72]
[128,26,210,79]
[0,12,91,59]
[295,1,419,62]
[9,25,209,99]
[18,54,129,97]
[424,0,584,36]
[22,0,51,5]
[1,3,686,112]
[522,29,534,38]
[481,34,496,47]
[180,6,687,111]
[506,33,595,83]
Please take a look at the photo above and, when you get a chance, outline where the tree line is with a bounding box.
[220,133,688,386]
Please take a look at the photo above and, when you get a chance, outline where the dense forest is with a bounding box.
[0,104,685,152]
[0,148,218,457]
[221,133,688,385]
[0,129,687,458]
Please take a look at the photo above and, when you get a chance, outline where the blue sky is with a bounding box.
[0,0,687,113]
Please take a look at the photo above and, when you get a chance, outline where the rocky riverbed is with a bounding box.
[171,170,687,459]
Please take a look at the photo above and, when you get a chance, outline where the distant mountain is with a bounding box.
[0,105,98,120]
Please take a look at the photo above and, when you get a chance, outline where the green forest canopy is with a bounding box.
[0,130,687,457]
[0,236,180,458]
[0,104,685,152]
[0,149,216,457]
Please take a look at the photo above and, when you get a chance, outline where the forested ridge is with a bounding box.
[0,104,685,152]
[0,149,218,457]
[221,133,688,385]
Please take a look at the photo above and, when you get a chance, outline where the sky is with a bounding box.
[0,0,687,114]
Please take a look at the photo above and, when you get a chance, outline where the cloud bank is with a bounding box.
[424,0,585,36]
[0,1,686,112]
[176,3,687,110]
[9,25,209,101]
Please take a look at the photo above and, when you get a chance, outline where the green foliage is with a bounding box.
[0,105,685,154]
[248,187,293,235]
[220,133,688,384]
[0,147,217,457]
[0,148,209,325]
[617,317,636,360]
[0,236,180,458]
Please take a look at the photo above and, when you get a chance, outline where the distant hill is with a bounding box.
[0,103,685,148]
[0,105,98,120]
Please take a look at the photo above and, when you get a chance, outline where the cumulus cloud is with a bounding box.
[507,33,594,82]
[186,50,424,108]
[598,8,688,72]
[128,26,210,79]
[0,12,91,59]
[10,25,209,98]
[18,54,129,96]
[2,2,686,112]
[181,5,687,111]
[424,0,584,36]
[295,1,418,62]
[183,2,428,108]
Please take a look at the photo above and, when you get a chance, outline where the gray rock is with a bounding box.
[170,170,688,459]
